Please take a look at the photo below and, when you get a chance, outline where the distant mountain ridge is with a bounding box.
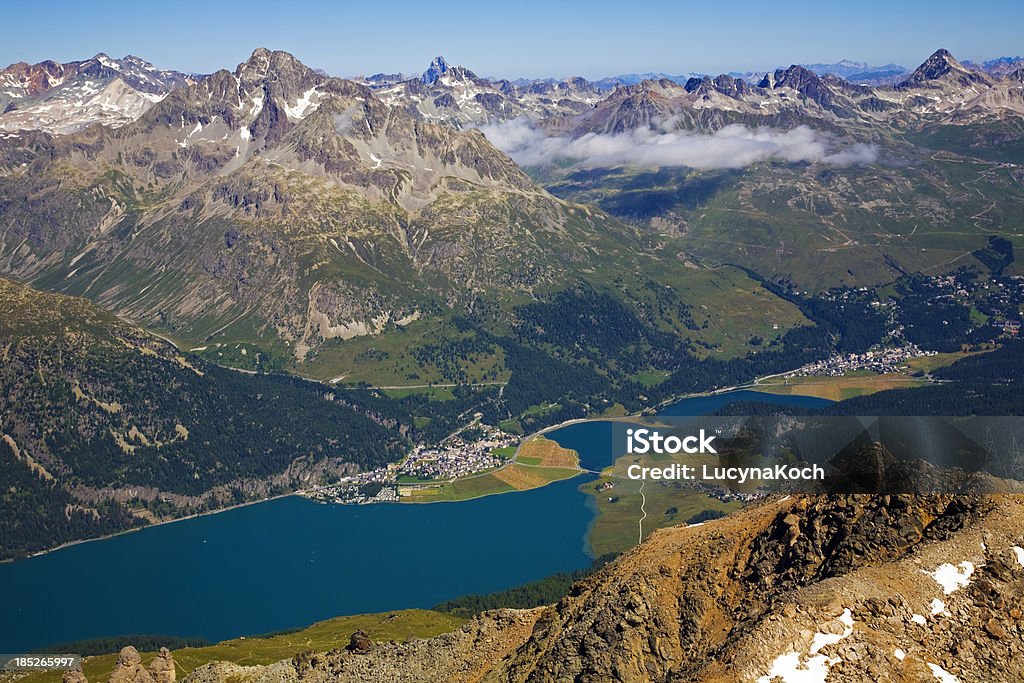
[4,49,1023,135]
[352,55,606,128]
[723,59,908,86]
[963,55,1024,79]
[0,54,190,133]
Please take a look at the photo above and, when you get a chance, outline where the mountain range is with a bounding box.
[2,47,1022,367]
[4,50,1023,134]
[3,46,810,387]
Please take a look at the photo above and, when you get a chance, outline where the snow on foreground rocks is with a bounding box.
[928,662,962,682]
[926,561,977,594]
[757,609,855,683]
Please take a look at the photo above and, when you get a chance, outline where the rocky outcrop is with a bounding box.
[62,664,89,683]
[344,631,373,654]
[108,647,154,683]
[96,646,176,683]
[182,661,296,683]
[149,648,176,683]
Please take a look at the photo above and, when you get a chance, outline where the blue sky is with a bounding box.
[4,0,1022,79]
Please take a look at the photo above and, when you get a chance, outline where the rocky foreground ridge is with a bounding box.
[151,490,1024,682]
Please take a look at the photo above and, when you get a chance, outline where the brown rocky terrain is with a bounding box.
[150,490,1024,682]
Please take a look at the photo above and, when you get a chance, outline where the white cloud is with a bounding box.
[479,118,878,170]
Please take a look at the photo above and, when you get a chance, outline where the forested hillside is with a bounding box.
[0,277,416,559]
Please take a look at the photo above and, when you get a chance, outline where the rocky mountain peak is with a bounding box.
[77,54,122,79]
[227,48,322,133]
[898,48,992,89]
[683,75,705,92]
[682,74,749,99]
[771,64,823,88]
[763,64,839,109]
[0,59,71,98]
[419,56,479,86]
[422,56,451,84]
[915,48,960,79]
[236,48,313,85]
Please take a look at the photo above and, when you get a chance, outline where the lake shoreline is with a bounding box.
[6,489,303,565]
[4,379,802,565]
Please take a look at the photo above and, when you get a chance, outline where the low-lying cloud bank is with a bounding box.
[479,119,878,169]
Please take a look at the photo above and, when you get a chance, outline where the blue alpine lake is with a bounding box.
[545,390,832,472]
[0,389,829,651]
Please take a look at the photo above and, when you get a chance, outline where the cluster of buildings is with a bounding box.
[301,423,517,505]
[928,273,1023,324]
[991,318,1021,336]
[303,468,402,504]
[785,344,935,378]
[399,426,515,481]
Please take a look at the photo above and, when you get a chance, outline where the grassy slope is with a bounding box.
[545,151,1024,293]
[401,464,580,502]
[289,261,810,387]
[15,610,465,683]
[582,470,743,557]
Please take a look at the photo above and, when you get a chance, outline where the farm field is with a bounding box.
[752,372,927,401]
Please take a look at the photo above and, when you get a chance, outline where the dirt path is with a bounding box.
[638,480,648,545]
